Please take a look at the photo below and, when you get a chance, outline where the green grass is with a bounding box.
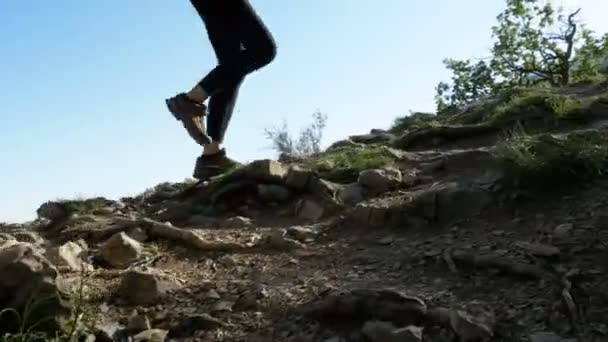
[488,90,589,124]
[0,272,100,342]
[435,87,594,128]
[389,112,438,133]
[305,146,397,183]
[54,197,112,216]
[495,127,608,189]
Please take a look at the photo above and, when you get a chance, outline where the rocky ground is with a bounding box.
[2,84,608,341]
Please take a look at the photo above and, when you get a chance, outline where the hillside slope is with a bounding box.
[2,83,608,342]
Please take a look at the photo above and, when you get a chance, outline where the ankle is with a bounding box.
[186,85,208,104]
[203,142,224,156]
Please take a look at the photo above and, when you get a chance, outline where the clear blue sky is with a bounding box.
[1,0,606,223]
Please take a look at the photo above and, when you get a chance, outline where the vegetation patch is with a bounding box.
[495,128,608,189]
[389,112,439,133]
[305,146,397,183]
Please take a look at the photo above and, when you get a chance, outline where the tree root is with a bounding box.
[448,249,546,279]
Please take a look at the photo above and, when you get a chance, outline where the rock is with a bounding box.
[529,332,577,342]
[127,227,149,242]
[46,241,93,272]
[168,313,225,338]
[0,242,71,334]
[266,229,307,251]
[118,268,180,305]
[12,231,44,245]
[133,329,168,342]
[515,242,560,257]
[554,223,574,236]
[308,288,427,326]
[94,320,127,342]
[285,226,317,242]
[218,255,238,267]
[285,165,316,190]
[37,201,69,221]
[127,312,151,334]
[377,236,395,245]
[187,214,218,227]
[296,199,325,221]
[228,159,287,183]
[211,300,234,313]
[222,216,254,229]
[358,168,402,195]
[337,183,366,205]
[361,321,422,342]
[257,184,291,202]
[349,131,393,144]
[327,139,365,151]
[100,232,143,269]
[206,289,221,299]
[449,309,493,342]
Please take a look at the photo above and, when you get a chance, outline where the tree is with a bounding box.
[434,0,607,111]
[435,59,497,112]
[264,111,328,157]
[490,0,581,87]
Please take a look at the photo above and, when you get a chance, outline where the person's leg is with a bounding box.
[196,0,277,102]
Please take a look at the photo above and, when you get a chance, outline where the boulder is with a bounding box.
[257,184,291,202]
[118,268,180,305]
[0,243,71,334]
[46,241,93,272]
[100,232,143,269]
[296,199,325,221]
[285,165,315,190]
[358,168,403,195]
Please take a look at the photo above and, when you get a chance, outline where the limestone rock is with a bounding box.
[221,216,254,229]
[228,159,287,183]
[127,312,151,334]
[361,321,422,342]
[296,199,325,221]
[126,227,149,243]
[285,165,316,190]
[358,168,403,195]
[100,232,143,269]
[0,242,71,334]
[337,183,366,205]
[37,201,69,222]
[257,184,291,202]
[133,329,168,342]
[285,226,317,242]
[168,314,225,338]
[265,229,307,251]
[46,241,93,272]
[118,268,180,305]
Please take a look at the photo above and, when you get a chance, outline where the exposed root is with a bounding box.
[449,249,546,279]
[443,248,458,273]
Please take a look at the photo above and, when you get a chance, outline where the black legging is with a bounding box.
[190,0,277,143]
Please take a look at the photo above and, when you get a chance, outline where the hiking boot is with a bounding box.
[165,93,212,145]
[193,149,241,180]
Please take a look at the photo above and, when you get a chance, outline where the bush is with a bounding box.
[264,111,327,157]
[495,127,608,189]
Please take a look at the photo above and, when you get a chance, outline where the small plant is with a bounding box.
[495,127,608,189]
[0,271,98,342]
[306,146,396,182]
[264,111,328,157]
